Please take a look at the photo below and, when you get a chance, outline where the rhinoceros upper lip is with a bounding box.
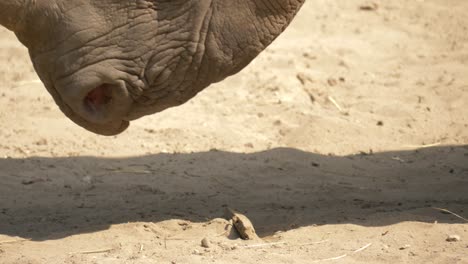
[67,106,130,135]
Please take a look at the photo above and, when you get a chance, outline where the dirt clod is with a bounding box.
[399,244,411,250]
[201,238,211,248]
[224,208,258,240]
[446,235,461,242]
[359,3,378,11]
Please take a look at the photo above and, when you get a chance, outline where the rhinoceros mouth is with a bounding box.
[63,104,131,136]
[77,116,130,136]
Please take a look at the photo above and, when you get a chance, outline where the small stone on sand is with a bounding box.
[201,237,211,248]
[446,235,461,242]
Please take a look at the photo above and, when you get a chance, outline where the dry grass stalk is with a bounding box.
[69,248,114,255]
[0,238,30,245]
[432,207,468,222]
[310,243,372,263]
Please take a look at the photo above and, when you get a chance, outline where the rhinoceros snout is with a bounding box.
[56,79,134,135]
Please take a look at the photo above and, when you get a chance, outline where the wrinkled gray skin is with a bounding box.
[0,0,304,135]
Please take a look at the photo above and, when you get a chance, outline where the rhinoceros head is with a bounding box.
[1,0,304,135]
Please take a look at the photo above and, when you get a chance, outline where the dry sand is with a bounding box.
[0,0,467,263]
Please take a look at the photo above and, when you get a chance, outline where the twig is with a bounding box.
[106,169,153,174]
[391,156,406,163]
[243,242,287,248]
[327,96,344,113]
[353,243,372,253]
[164,237,192,241]
[296,239,329,246]
[432,207,468,222]
[311,254,348,263]
[14,80,42,87]
[310,243,372,263]
[69,248,114,255]
[229,239,330,250]
[402,142,442,149]
[0,238,30,245]
[216,222,234,237]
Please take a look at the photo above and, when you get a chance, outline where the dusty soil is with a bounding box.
[0,0,467,263]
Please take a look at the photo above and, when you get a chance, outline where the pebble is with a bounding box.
[446,235,461,242]
[201,238,211,248]
[399,244,411,250]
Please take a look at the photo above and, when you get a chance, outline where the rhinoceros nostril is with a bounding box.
[65,80,132,125]
[84,84,113,112]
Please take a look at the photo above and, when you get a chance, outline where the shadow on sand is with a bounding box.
[0,145,467,241]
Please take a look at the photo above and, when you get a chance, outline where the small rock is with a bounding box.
[327,78,338,86]
[201,238,211,248]
[21,179,36,185]
[244,143,254,148]
[273,120,282,126]
[217,242,232,251]
[274,230,284,236]
[34,138,48,146]
[192,249,201,255]
[399,244,411,250]
[359,3,378,11]
[82,175,93,184]
[446,235,461,242]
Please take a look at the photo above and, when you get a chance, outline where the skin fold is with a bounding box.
[0,0,304,135]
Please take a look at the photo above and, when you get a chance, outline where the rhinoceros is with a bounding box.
[1,0,304,135]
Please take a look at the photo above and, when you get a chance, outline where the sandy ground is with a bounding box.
[0,0,468,263]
